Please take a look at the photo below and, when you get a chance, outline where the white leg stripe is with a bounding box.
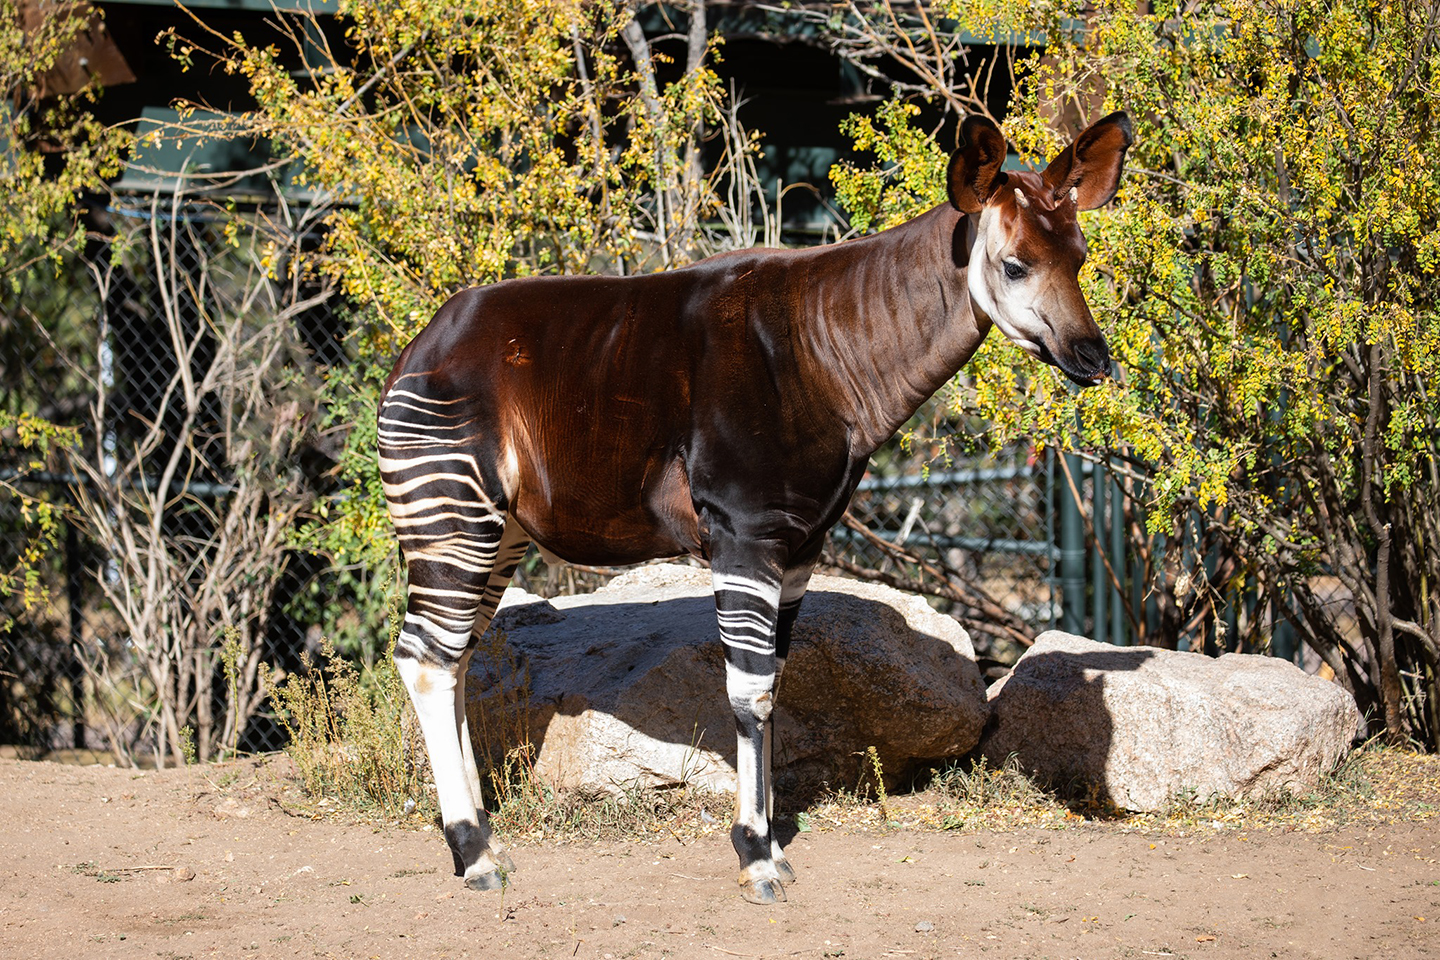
[726,662,775,699]
[712,572,782,603]
[382,387,469,405]
[734,734,767,836]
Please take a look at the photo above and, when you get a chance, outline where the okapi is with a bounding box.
[379,112,1132,903]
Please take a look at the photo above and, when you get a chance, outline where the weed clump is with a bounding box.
[927,754,1065,830]
[489,749,731,843]
[265,605,431,820]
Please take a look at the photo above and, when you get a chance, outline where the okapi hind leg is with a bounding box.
[395,603,507,890]
[452,517,531,876]
[380,389,517,890]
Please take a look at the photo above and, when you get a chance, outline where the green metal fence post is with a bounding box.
[1132,480,1148,645]
[1092,460,1108,644]
[1061,452,1086,634]
[1111,467,1127,645]
[1272,594,1296,663]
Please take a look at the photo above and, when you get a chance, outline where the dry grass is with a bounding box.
[265,609,435,823]
[800,753,1081,835]
[275,618,1440,846]
[279,740,1440,849]
[796,743,1440,839]
[1118,741,1440,834]
[489,755,733,845]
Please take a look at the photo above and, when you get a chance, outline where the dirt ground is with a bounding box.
[1,755,1437,960]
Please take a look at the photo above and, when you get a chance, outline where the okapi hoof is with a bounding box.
[775,858,796,884]
[464,868,507,892]
[740,876,787,904]
[492,848,517,873]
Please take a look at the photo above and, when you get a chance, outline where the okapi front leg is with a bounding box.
[713,569,787,904]
[765,562,814,885]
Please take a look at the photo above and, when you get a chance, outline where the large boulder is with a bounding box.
[464,564,988,796]
[981,632,1361,811]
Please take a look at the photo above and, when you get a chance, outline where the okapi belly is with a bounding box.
[510,452,703,567]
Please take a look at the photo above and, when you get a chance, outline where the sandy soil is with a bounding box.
[1,756,1437,960]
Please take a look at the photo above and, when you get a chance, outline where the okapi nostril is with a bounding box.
[1074,339,1110,373]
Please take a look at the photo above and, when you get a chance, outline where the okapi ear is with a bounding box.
[947,115,1009,214]
[1041,111,1134,210]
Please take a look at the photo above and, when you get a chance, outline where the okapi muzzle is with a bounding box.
[378,109,1133,905]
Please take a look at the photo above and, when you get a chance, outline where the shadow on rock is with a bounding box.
[465,564,990,808]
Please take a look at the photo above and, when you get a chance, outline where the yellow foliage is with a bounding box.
[834,0,1440,530]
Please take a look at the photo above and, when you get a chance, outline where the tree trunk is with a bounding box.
[1361,338,1405,740]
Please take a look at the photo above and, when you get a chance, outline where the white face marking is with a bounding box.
[967,206,1050,359]
[968,200,1104,388]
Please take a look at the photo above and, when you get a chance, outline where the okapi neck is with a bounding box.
[793,203,988,458]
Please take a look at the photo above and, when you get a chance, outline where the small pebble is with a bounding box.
[156,866,195,884]
[915,920,935,933]
[213,798,251,820]
[613,915,627,926]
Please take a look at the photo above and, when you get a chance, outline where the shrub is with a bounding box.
[267,610,432,818]
[828,0,1440,747]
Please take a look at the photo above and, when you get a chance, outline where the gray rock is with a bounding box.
[981,632,1361,811]
[465,564,988,796]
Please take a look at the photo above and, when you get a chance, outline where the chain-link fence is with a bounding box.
[826,443,1057,659]
[1,192,341,762]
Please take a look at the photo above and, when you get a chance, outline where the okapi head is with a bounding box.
[948,111,1133,386]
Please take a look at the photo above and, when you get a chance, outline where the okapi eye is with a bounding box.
[1003,259,1028,281]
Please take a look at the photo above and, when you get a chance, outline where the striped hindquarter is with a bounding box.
[379,384,528,889]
